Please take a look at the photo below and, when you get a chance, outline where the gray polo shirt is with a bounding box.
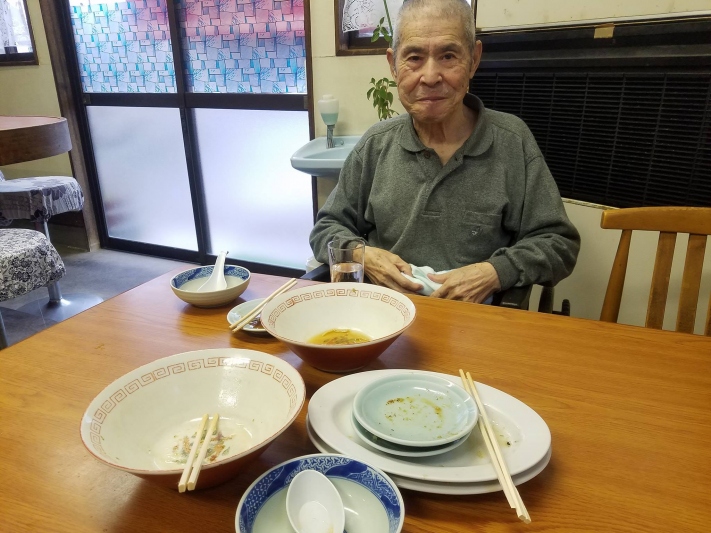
[310,94,580,291]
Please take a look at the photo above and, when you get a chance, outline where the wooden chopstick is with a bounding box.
[459,370,531,524]
[187,413,220,491]
[229,278,297,332]
[178,414,209,493]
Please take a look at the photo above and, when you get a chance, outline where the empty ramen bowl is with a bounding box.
[235,453,405,533]
[170,265,250,307]
[260,283,416,373]
[80,348,305,490]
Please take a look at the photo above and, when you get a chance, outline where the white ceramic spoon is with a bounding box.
[197,251,228,292]
[286,470,345,533]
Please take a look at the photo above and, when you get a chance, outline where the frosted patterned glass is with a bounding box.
[175,0,307,93]
[87,106,198,250]
[195,109,311,268]
[69,0,176,93]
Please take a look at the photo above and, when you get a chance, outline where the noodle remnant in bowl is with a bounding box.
[308,328,372,346]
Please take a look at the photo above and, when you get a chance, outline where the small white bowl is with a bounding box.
[353,374,477,447]
[80,348,305,489]
[171,264,250,307]
[235,453,404,533]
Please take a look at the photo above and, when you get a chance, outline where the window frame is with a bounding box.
[0,0,38,67]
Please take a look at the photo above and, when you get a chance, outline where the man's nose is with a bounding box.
[419,57,442,85]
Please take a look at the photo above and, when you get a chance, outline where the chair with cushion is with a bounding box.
[0,169,84,231]
[600,206,711,335]
[0,229,66,348]
[0,169,84,302]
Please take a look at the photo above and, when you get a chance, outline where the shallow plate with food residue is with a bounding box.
[351,413,469,457]
[227,299,270,335]
[353,375,477,447]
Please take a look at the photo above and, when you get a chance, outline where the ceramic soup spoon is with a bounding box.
[286,469,345,533]
[197,251,228,292]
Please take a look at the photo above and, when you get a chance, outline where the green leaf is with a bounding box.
[387,92,393,104]
[371,33,379,42]
[371,77,376,84]
[367,87,374,99]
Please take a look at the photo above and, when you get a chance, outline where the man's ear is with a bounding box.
[469,40,482,79]
[387,48,398,81]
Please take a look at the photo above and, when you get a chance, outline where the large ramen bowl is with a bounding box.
[80,349,305,490]
[261,283,416,373]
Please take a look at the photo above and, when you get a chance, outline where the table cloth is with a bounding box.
[0,170,84,224]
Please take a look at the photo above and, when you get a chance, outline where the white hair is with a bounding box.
[392,0,476,57]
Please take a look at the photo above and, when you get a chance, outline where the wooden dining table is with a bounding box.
[0,271,709,532]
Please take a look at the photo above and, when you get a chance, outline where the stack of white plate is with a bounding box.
[307,370,552,495]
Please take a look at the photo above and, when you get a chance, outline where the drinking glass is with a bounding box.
[327,237,366,283]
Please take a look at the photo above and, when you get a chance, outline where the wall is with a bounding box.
[478,0,711,29]
[308,0,711,334]
[0,0,72,181]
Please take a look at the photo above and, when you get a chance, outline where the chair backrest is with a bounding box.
[600,207,711,335]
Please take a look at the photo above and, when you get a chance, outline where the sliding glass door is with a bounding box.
[64,0,312,273]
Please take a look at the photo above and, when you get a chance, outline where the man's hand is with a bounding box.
[429,262,501,303]
[364,246,423,294]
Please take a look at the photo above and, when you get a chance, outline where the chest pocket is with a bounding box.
[455,210,505,264]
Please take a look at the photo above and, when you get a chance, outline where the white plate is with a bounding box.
[352,374,477,447]
[351,414,469,458]
[308,370,551,483]
[307,416,552,495]
[227,299,269,335]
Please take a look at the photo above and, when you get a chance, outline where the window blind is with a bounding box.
[471,72,711,208]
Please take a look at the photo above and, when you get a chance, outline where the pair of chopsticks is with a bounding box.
[229,277,297,332]
[459,370,531,524]
[178,413,220,493]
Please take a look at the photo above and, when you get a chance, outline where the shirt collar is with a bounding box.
[398,93,493,157]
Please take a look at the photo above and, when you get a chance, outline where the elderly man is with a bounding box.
[310,0,580,303]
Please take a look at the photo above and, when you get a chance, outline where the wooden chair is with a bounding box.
[600,207,711,335]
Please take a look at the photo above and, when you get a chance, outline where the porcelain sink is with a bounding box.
[291,136,361,178]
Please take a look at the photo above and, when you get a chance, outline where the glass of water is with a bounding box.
[327,236,366,283]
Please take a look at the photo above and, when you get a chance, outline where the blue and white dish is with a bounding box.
[351,413,468,458]
[170,265,250,307]
[353,374,477,447]
[235,453,404,533]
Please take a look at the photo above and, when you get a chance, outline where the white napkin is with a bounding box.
[401,265,449,296]
[401,264,494,303]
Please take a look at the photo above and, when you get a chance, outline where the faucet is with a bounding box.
[326,125,335,149]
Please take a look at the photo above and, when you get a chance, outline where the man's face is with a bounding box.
[387,12,481,125]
